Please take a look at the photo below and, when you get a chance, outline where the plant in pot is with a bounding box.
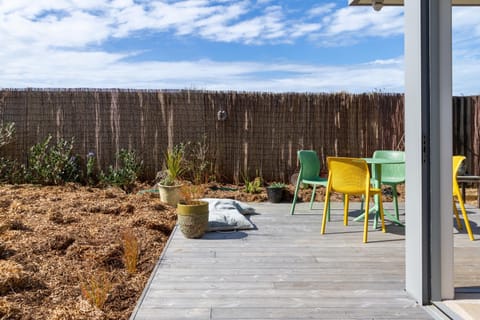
[176,184,209,239]
[157,144,185,206]
[266,182,286,203]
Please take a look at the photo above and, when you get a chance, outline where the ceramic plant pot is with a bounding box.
[176,201,209,238]
[157,184,182,206]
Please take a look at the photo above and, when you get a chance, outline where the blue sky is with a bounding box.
[1,0,479,94]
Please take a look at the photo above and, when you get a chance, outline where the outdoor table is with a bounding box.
[353,157,405,228]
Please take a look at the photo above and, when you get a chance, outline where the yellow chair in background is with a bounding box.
[453,155,474,241]
[321,157,385,243]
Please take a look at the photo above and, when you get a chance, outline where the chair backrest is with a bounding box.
[297,150,321,180]
[372,150,405,182]
[453,155,466,189]
[327,157,370,195]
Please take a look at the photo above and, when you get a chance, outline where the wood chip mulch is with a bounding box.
[0,184,176,320]
[0,181,420,320]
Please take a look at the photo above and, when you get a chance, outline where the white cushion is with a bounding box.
[201,198,255,231]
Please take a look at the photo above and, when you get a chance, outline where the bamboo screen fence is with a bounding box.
[0,89,478,182]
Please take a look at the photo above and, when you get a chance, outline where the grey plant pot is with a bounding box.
[267,187,284,203]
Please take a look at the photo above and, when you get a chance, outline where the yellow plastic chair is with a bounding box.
[290,150,328,215]
[321,157,385,243]
[453,155,474,241]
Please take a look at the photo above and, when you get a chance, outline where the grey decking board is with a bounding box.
[140,288,409,299]
[133,308,431,320]
[138,297,419,309]
[131,201,480,320]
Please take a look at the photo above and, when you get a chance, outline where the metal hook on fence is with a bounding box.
[217,109,228,121]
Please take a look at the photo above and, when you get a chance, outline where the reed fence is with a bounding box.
[0,89,478,182]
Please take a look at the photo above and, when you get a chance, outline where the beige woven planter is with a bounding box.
[157,184,182,206]
[176,201,209,239]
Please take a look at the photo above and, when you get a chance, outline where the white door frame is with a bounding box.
[404,0,454,304]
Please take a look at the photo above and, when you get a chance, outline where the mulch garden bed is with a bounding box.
[0,181,426,319]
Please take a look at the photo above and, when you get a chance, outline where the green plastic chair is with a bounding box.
[290,150,328,215]
[368,150,405,220]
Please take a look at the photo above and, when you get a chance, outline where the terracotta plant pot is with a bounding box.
[176,201,209,238]
[157,184,182,206]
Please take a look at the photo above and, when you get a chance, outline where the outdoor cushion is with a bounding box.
[201,198,255,231]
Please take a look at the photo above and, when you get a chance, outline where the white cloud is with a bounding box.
[0,0,363,49]
[0,39,405,93]
[1,1,480,94]
[323,6,404,38]
[308,3,336,17]
[452,7,480,60]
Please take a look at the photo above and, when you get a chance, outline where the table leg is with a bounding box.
[354,162,404,228]
[477,183,480,208]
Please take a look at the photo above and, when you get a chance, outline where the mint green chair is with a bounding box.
[371,150,405,220]
[290,150,328,215]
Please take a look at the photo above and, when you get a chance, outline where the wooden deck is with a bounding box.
[130,201,480,320]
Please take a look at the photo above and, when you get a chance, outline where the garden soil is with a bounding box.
[0,181,454,320]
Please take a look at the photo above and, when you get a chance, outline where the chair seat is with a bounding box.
[381,178,405,184]
[302,177,328,185]
[335,187,382,195]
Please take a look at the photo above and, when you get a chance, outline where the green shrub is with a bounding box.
[26,135,80,185]
[0,122,25,184]
[268,182,286,189]
[0,122,15,149]
[0,157,26,184]
[158,144,185,186]
[85,151,98,186]
[99,149,142,192]
[243,174,263,194]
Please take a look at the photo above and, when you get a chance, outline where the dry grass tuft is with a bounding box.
[79,271,112,310]
[0,298,21,320]
[122,229,139,274]
[0,260,30,294]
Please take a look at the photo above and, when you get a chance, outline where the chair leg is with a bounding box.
[453,201,462,230]
[392,185,399,220]
[327,196,331,222]
[311,185,331,219]
[363,193,370,243]
[290,179,302,215]
[457,192,475,241]
[378,193,386,233]
[309,185,317,209]
[344,194,349,226]
[321,189,331,234]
